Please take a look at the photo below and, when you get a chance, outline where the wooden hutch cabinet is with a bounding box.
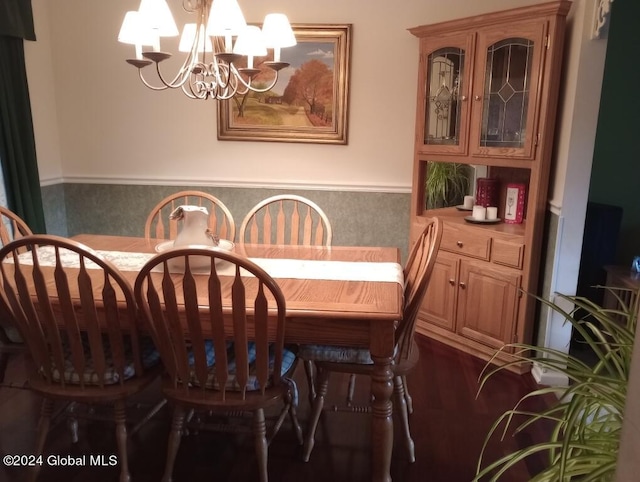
[408,1,571,371]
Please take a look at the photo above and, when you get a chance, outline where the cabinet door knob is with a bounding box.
[460,95,467,101]
[449,278,456,286]
[456,241,463,247]
[459,282,466,289]
[474,95,481,101]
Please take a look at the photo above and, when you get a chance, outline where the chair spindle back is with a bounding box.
[0,235,144,389]
[396,218,441,363]
[239,195,332,246]
[134,247,287,399]
[0,206,33,253]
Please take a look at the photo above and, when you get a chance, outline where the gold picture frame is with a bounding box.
[217,24,352,145]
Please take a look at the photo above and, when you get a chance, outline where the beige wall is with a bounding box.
[25,0,61,184]
[26,0,551,192]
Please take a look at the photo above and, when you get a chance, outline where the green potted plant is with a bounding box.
[425,161,472,209]
[474,287,638,481]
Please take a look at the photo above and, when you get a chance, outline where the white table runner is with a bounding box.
[9,247,404,285]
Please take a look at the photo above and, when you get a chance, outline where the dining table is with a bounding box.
[31,233,405,482]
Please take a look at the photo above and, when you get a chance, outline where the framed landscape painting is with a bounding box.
[217,24,352,144]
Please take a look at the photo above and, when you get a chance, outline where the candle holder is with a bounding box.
[475,178,499,208]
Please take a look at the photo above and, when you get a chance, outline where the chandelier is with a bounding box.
[117,0,296,100]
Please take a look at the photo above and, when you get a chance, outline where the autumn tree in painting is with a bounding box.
[283,59,334,124]
[230,58,334,127]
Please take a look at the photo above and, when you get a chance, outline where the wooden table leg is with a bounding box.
[369,321,396,482]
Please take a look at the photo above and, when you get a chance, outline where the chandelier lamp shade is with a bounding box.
[117,0,296,100]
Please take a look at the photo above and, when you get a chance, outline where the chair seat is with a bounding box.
[188,341,297,391]
[45,336,160,386]
[301,341,419,375]
[298,344,373,365]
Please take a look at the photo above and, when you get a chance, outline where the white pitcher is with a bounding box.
[169,205,218,248]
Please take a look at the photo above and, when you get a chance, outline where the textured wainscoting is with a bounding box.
[42,183,412,261]
[41,183,68,237]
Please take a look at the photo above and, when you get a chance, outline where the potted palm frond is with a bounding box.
[474,286,639,481]
[425,161,472,209]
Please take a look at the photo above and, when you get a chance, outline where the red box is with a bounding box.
[504,183,526,224]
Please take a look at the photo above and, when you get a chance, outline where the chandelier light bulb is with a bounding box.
[234,25,267,70]
[118,11,158,64]
[262,13,296,63]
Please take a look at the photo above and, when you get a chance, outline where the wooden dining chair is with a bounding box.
[145,190,236,242]
[238,194,332,246]
[0,206,33,383]
[0,205,32,247]
[298,218,442,463]
[134,247,303,482]
[0,234,162,482]
[238,195,333,402]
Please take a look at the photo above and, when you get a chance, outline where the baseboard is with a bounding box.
[414,324,531,375]
[531,361,569,387]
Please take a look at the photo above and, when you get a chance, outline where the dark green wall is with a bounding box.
[588,0,640,265]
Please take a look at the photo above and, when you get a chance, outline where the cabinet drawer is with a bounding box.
[492,239,525,269]
[441,226,491,260]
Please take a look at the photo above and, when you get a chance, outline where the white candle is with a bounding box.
[486,206,498,220]
[463,195,474,209]
[225,32,233,53]
[151,30,160,52]
[472,205,486,221]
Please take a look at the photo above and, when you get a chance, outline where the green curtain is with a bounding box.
[0,0,45,233]
[0,0,36,41]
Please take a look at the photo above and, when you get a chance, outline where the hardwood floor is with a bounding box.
[0,336,554,482]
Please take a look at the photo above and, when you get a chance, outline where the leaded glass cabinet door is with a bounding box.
[470,21,547,159]
[418,34,473,155]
